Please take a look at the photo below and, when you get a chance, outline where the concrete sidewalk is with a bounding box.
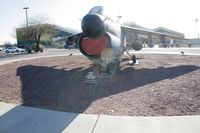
[1,102,200,133]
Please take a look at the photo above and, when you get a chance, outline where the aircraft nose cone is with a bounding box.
[81,14,105,38]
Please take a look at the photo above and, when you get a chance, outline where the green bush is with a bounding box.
[31,44,44,52]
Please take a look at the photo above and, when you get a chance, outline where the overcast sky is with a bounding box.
[0,0,200,44]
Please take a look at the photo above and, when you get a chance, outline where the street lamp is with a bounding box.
[23,7,29,28]
[195,18,199,38]
[23,7,30,51]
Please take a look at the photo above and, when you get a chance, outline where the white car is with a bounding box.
[4,47,26,53]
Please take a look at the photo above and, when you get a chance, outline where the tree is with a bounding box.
[29,16,56,52]
[18,15,56,52]
[122,21,137,27]
[3,41,14,48]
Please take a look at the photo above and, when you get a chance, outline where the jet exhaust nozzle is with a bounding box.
[81,14,105,38]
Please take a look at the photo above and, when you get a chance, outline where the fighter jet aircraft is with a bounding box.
[62,6,183,75]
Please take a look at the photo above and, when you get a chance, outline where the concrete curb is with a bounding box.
[1,102,200,133]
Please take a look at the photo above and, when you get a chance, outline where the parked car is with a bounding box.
[0,47,3,51]
[4,47,26,53]
[64,43,79,49]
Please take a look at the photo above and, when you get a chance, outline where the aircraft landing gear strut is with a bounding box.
[99,59,120,76]
[124,47,137,64]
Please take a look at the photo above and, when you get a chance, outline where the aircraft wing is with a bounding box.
[53,33,82,43]
[121,25,184,39]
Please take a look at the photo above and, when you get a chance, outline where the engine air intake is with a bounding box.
[80,35,110,58]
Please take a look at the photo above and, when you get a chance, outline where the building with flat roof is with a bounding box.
[16,24,79,48]
[153,27,185,38]
[124,25,185,48]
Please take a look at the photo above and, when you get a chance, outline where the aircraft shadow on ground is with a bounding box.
[16,64,199,113]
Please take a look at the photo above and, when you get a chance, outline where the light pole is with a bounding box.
[23,7,29,28]
[195,18,199,38]
[23,7,30,52]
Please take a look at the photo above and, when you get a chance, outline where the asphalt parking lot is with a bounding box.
[0,47,200,65]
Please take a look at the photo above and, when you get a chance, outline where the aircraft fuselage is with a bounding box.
[78,6,126,75]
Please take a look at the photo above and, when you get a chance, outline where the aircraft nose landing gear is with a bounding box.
[100,60,120,76]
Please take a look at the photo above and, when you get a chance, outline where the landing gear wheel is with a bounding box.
[131,55,136,64]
